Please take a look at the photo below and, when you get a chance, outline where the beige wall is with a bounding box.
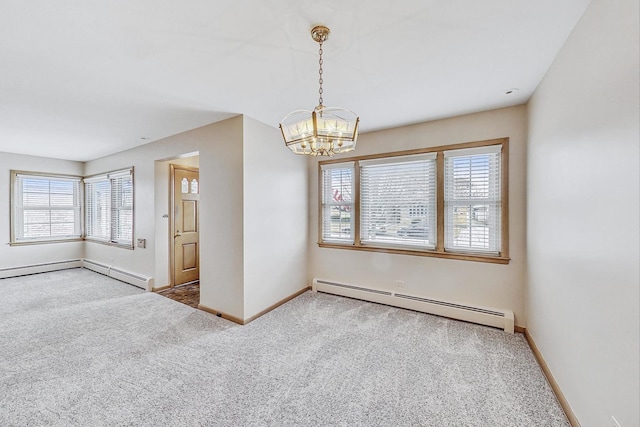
[308,105,528,326]
[198,118,246,318]
[0,152,84,269]
[242,117,308,319]
[526,0,640,425]
[84,115,308,322]
[84,117,246,317]
[4,6,637,420]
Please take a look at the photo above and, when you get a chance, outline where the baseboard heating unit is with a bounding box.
[312,278,514,334]
[82,259,152,290]
[0,259,82,279]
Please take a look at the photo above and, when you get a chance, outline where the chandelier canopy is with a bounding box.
[279,26,359,156]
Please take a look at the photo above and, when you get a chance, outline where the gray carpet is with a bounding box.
[0,268,568,426]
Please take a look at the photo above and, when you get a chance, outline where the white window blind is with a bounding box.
[85,178,110,241]
[360,154,437,249]
[85,168,133,246]
[12,173,82,242]
[444,145,501,254]
[321,162,354,243]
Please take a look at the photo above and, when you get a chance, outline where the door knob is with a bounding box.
[174,231,182,238]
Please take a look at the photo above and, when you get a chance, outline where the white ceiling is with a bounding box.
[0,0,591,162]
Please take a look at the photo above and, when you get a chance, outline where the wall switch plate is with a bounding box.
[137,238,146,248]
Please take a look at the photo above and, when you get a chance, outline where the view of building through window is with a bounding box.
[319,139,506,261]
[360,154,437,249]
[321,164,353,242]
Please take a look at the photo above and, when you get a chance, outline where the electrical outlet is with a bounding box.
[611,415,621,427]
[394,280,405,288]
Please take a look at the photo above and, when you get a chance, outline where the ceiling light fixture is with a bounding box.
[279,25,359,156]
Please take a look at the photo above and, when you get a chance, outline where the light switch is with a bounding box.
[137,238,146,248]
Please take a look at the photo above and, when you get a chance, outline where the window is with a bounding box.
[318,138,508,263]
[85,168,134,247]
[11,172,82,243]
[444,145,501,254]
[320,162,354,243]
[360,154,437,249]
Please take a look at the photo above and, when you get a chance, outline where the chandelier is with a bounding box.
[279,25,359,156]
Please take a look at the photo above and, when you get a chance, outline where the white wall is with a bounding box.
[526,0,640,425]
[242,116,308,319]
[0,152,84,269]
[308,105,528,326]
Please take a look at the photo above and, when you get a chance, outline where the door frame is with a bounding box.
[169,164,200,288]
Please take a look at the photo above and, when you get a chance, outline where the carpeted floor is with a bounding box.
[0,268,569,426]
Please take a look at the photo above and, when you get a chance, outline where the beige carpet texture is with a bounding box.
[0,268,568,426]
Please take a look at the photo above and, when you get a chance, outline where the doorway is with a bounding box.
[170,165,200,288]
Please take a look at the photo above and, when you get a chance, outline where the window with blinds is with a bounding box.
[444,145,501,254]
[317,138,508,263]
[85,168,133,246]
[321,162,354,243]
[360,154,436,249]
[11,172,82,243]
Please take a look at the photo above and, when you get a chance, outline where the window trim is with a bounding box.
[84,167,135,249]
[318,138,509,264]
[9,170,84,246]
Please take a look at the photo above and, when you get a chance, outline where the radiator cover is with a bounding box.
[312,278,514,333]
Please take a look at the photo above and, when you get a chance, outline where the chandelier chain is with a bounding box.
[318,40,324,107]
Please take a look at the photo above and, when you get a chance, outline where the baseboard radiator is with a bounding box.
[312,278,515,334]
[82,259,152,290]
[0,259,152,290]
[0,259,82,279]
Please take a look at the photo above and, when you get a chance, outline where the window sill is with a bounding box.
[84,238,134,250]
[318,242,510,264]
[10,238,83,246]
[10,238,134,250]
